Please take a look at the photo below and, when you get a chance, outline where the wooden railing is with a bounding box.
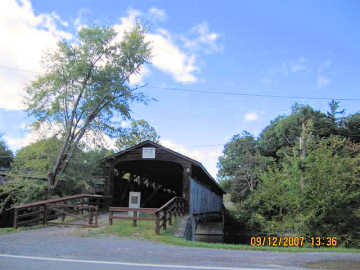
[13,194,104,228]
[155,196,187,234]
[109,207,158,227]
[108,197,187,235]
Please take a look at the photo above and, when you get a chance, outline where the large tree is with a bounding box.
[217,131,272,203]
[115,119,160,150]
[25,25,151,194]
[258,103,334,161]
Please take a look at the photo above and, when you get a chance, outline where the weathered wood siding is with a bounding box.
[190,178,222,214]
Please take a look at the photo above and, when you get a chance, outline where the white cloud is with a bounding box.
[146,31,198,82]
[74,8,91,31]
[113,10,198,83]
[244,112,259,121]
[120,120,130,128]
[0,0,72,110]
[317,75,331,88]
[4,122,62,151]
[318,59,332,73]
[160,139,222,179]
[182,22,222,54]
[113,9,141,41]
[289,57,308,72]
[5,121,118,152]
[317,59,332,88]
[129,65,150,85]
[0,4,220,112]
[148,8,167,21]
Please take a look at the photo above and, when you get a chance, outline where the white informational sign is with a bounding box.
[142,147,156,159]
[128,192,141,216]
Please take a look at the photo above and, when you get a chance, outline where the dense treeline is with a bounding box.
[218,102,360,247]
[0,119,159,218]
[0,137,111,216]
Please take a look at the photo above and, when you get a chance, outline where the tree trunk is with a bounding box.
[299,121,306,189]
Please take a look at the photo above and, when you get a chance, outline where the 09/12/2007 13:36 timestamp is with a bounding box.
[250,236,338,247]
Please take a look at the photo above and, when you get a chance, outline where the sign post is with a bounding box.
[128,191,141,216]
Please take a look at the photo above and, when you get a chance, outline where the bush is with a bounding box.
[246,136,360,247]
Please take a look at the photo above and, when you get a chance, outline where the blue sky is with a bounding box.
[0,0,360,177]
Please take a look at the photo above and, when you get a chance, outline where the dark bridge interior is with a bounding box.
[102,141,224,211]
[111,160,183,208]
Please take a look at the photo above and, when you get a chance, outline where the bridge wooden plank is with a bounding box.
[14,194,104,209]
[109,207,158,213]
[111,216,155,221]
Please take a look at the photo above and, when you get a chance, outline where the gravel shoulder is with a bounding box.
[0,225,359,270]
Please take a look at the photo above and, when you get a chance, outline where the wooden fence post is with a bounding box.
[169,212,172,225]
[13,208,18,229]
[133,211,137,227]
[94,206,98,227]
[155,213,160,234]
[81,198,85,215]
[43,204,48,225]
[88,207,93,225]
[109,210,113,225]
[163,211,167,231]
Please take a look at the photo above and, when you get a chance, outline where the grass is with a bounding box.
[0,224,45,235]
[75,217,360,253]
[304,260,360,270]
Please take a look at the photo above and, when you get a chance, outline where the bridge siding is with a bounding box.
[189,177,222,214]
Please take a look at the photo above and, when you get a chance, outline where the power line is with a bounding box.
[150,86,360,101]
[1,64,360,102]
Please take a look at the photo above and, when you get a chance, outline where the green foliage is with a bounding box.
[0,178,47,214]
[258,103,334,160]
[25,24,152,190]
[220,102,360,248]
[217,131,273,202]
[0,137,13,168]
[11,137,61,177]
[248,136,360,247]
[115,119,160,150]
[9,137,109,196]
[341,113,360,143]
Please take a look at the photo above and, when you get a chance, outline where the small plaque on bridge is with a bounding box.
[142,147,156,159]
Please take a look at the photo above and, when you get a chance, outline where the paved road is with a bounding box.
[0,226,359,270]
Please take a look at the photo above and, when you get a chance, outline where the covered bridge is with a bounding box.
[101,141,224,239]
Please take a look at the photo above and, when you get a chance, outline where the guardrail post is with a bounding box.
[13,208,18,229]
[169,211,172,225]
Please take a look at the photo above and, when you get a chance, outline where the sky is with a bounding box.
[0,0,360,178]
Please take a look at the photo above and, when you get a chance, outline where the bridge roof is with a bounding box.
[102,140,224,195]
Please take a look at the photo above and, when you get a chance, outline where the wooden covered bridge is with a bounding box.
[9,140,224,241]
[101,140,225,240]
